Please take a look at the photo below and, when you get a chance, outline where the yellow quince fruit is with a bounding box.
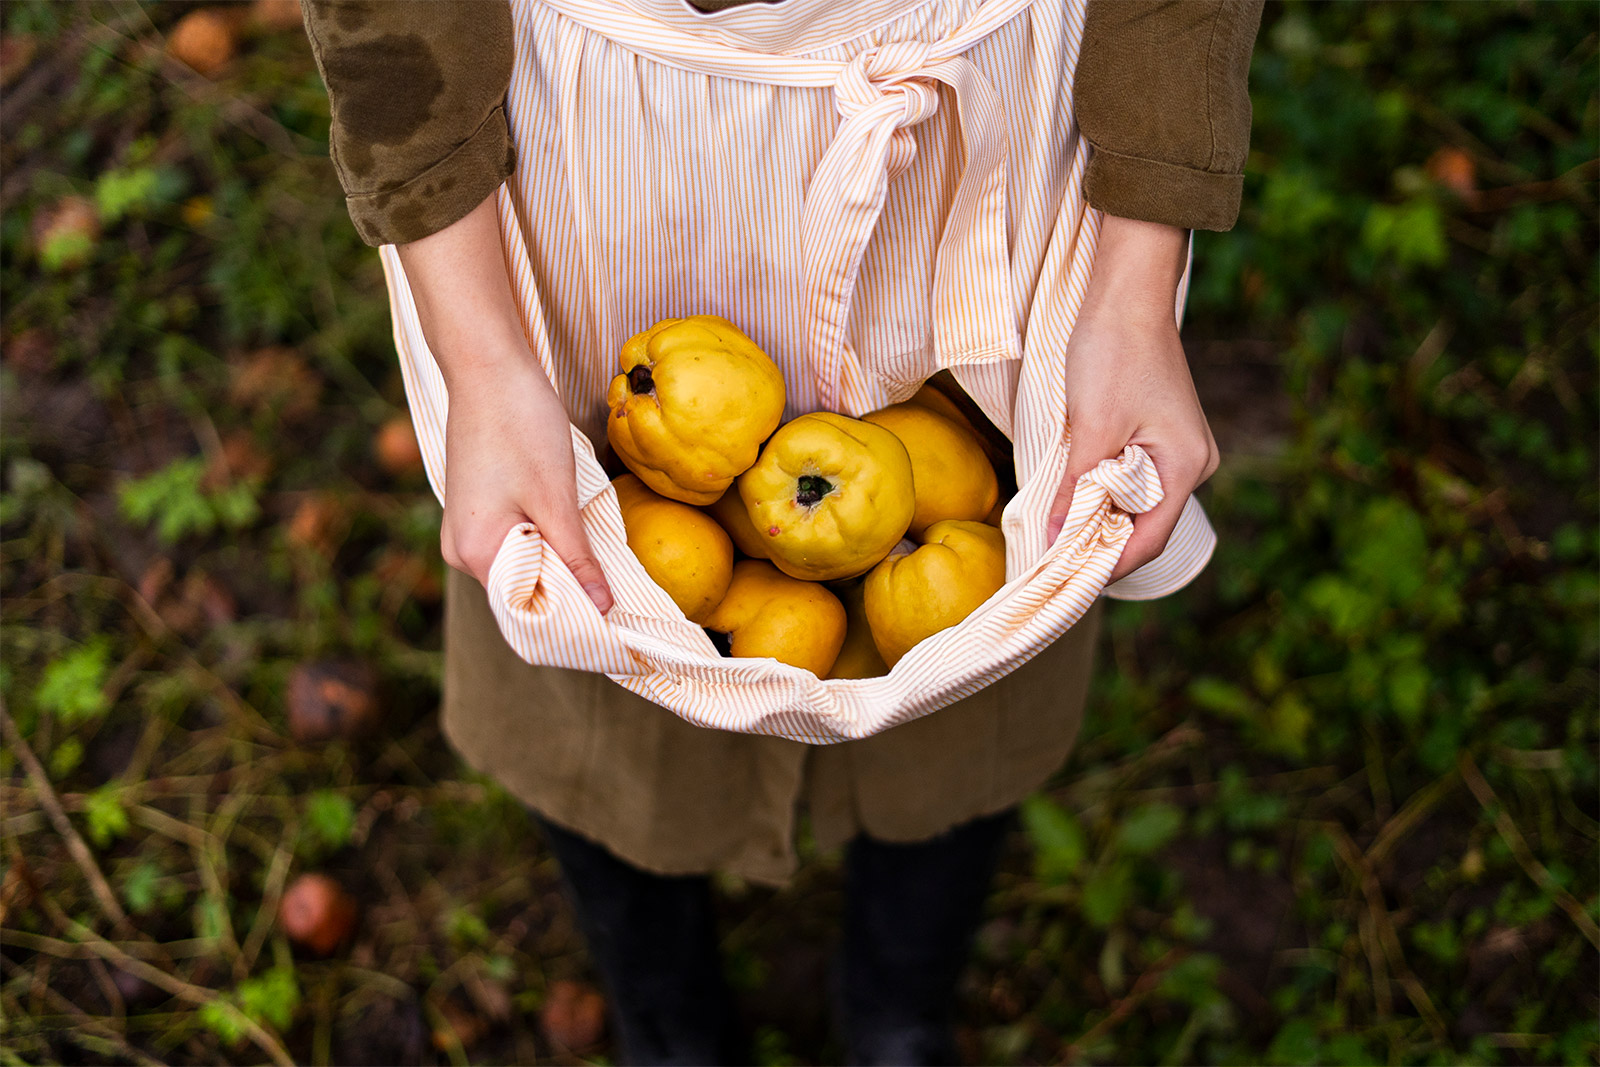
[863,520,1006,667]
[613,474,733,624]
[863,401,998,539]
[702,560,847,676]
[826,580,890,680]
[606,316,786,505]
[908,376,1013,476]
[738,412,915,582]
[705,488,769,559]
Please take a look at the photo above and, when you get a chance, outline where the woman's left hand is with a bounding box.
[1044,215,1219,583]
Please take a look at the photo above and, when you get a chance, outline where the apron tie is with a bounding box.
[805,40,1019,413]
[538,0,1033,413]
[832,42,936,176]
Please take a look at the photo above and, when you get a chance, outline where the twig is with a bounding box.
[0,928,215,961]
[1366,770,1458,871]
[0,956,167,1067]
[1061,947,1188,1061]
[188,793,245,973]
[239,819,297,976]
[1331,829,1452,1048]
[39,570,283,744]
[2,918,295,1067]
[1356,906,1392,1018]
[1458,751,1600,951]
[0,699,134,936]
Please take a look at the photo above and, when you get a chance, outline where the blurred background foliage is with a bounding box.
[1,1,1595,1064]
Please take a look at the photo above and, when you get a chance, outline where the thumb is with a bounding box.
[532,496,614,615]
[1046,425,1124,545]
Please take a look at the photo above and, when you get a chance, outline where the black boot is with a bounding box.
[840,809,1014,1067]
[536,817,744,1066]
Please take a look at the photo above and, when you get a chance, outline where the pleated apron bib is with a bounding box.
[379,0,1216,744]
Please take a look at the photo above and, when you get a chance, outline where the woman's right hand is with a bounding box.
[440,356,614,614]
[396,192,613,615]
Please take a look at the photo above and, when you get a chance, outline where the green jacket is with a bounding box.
[303,0,1264,246]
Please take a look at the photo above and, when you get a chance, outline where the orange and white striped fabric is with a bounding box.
[378,0,1215,743]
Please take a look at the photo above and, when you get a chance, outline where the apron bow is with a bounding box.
[537,0,1034,414]
[804,38,1022,412]
[833,42,937,179]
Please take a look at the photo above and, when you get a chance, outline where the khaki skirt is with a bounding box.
[443,567,1101,885]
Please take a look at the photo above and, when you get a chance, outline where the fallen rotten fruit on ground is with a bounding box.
[286,660,380,743]
[701,560,847,675]
[738,412,915,581]
[606,315,786,505]
[278,873,359,956]
[613,472,734,624]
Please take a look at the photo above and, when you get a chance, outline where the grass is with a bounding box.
[2,1,1596,1064]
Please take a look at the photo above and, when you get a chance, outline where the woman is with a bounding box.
[303,1,1262,1061]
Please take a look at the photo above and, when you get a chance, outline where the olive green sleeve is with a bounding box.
[301,0,516,246]
[1077,0,1265,232]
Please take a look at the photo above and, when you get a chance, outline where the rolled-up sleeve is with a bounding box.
[1077,0,1265,232]
[301,0,516,246]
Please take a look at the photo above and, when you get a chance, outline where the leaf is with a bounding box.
[122,861,162,914]
[198,999,250,1046]
[1187,677,1258,719]
[1361,199,1448,269]
[1114,803,1184,856]
[235,967,300,1032]
[303,790,356,852]
[1387,660,1431,726]
[36,640,111,725]
[1081,861,1132,929]
[1020,793,1086,885]
[1267,1017,1321,1066]
[194,896,229,942]
[48,737,84,778]
[94,165,162,224]
[119,458,214,542]
[1264,692,1313,759]
[444,906,490,948]
[1302,575,1381,639]
[118,457,260,543]
[83,785,128,847]
[1156,952,1225,1007]
[1345,499,1429,604]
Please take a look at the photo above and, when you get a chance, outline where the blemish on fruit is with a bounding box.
[768,526,780,536]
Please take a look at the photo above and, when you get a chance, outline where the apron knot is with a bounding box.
[835,42,938,178]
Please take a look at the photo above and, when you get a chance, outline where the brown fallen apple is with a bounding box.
[278,872,357,955]
[287,660,379,743]
[540,979,607,1052]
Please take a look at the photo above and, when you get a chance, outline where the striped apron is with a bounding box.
[379,0,1215,744]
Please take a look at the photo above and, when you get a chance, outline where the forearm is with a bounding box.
[1083,215,1189,328]
[394,193,540,393]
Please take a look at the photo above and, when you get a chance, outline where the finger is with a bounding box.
[1046,430,1127,544]
[1107,484,1189,583]
[440,524,462,576]
[532,495,614,615]
[449,516,521,588]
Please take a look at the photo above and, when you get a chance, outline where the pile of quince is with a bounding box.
[606,315,1012,679]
